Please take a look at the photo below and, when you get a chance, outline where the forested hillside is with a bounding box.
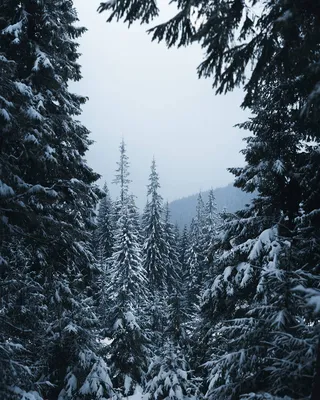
[1,0,320,399]
[169,184,255,228]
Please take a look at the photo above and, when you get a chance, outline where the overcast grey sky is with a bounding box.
[72,0,248,208]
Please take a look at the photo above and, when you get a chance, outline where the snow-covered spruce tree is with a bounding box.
[290,147,320,399]
[111,139,134,244]
[164,204,196,358]
[142,159,168,290]
[143,203,201,399]
[107,197,149,396]
[106,143,149,395]
[203,222,314,399]
[145,271,200,399]
[145,278,200,399]
[48,269,115,400]
[101,140,133,321]
[201,189,219,258]
[97,140,134,330]
[0,238,46,400]
[142,159,169,345]
[0,1,114,398]
[200,78,316,399]
[144,340,200,400]
[229,75,320,398]
[113,138,131,209]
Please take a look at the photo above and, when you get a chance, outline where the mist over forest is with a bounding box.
[169,184,255,228]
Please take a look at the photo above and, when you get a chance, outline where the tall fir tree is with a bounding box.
[111,139,132,246]
[200,78,316,399]
[106,141,149,395]
[113,138,131,208]
[142,159,168,291]
[142,159,169,347]
[0,1,112,399]
[201,189,219,255]
[107,199,149,396]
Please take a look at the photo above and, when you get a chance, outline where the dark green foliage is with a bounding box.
[0,0,112,398]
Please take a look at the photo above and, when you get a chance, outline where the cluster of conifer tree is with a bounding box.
[91,138,222,399]
[1,0,320,399]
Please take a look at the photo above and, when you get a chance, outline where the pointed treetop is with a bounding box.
[113,139,131,205]
[196,192,205,221]
[147,157,161,198]
[205,188,219,224]
[102,181,111,197]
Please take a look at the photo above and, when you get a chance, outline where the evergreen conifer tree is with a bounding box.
[144,253,200,399]
[142,159,168,291]
[199,79,316,398]
[142,159,170,347]
[201,189,219,255]
[0,239,45,400]
[144,341,199,400]
[107,199,149,395]
[106,141,149,395]
[113,139,131,208]
[0,1,112,398]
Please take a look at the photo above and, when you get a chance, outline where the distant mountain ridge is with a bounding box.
[169,183,255,228]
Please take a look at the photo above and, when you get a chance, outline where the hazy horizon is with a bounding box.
[72,0,249,208]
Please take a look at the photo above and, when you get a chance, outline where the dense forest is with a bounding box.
[1,0,320,399]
